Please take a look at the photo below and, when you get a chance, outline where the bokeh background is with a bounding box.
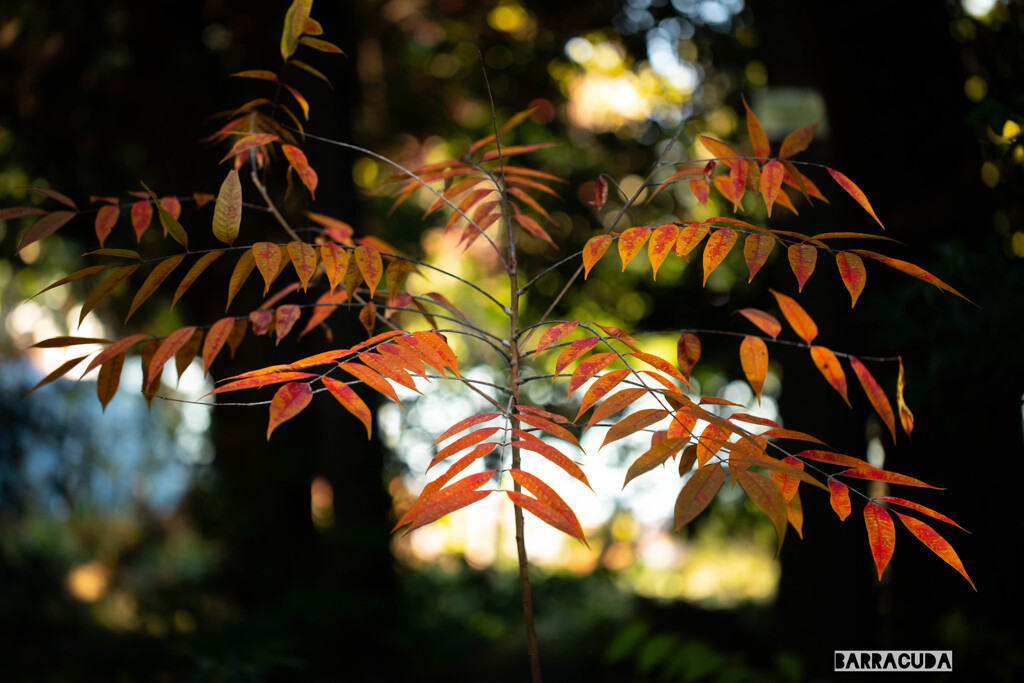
[1,0,1022,680]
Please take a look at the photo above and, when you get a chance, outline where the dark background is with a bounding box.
[0,0,1021,680]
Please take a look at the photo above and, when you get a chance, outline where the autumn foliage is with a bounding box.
[6,2,976,678]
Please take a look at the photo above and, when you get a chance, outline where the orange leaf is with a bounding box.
[299,289,347,338]
[826,167,884,230]
[130,201,153,241]
[770,455,803,503]
[398,471,495,535]
[283,84,309,119]
[788,491,804,538]
[676,332,701,379]
[433,412,502,446]
[770,288,818,343]
[220,133,279,164]
[743,95,770,159]
[536,321,578,354]
[378,342,427,379]
[125,254,186,322]
[360,352,419,392]
[895,513,975,590]
[897,356,914,438]
[554,337,599,377]
[96,352,124,411]
[173,252,222,310]
[583,388,646,431]
[202,317,235,373]
[599,409,669,449]
[582,234,612,278]
[281,144,318,198]
[674,464,726,529]
[510,431,592,490]
[667,408,697,440]
[94,205,120,247]
[567,352,618,397]
[508,470,589,547]
[695,423,729,467]
[810,345,850,407]
[729,412,779,428]
[796,449,873,469]
[320,243,350,292]
[849,356,897,442]
[829,478,852,521]
[713,160,748,211]
[675,222,709,258]
[759,159,785,217]
[266,382,312,439]
[838,467,942,489]
[648,224,679,280]
[287,241,318,292]
[274,305,301,344]
[743,234,775,282]
[147,326,197,391]
[252,242,281,294]
[339,362,403,406]
[740,335,768,405]
[702,228,737,285]
[760,428,827,445]
[354,244,383,298]
[736,469,788,555]
[689,178,710,206]
[850,249,969,302]
[208,372,320,397]
[426,443,497,495]
[623,437,687,488]
[410,330,459,377]
[863,502,896,580]
[787,243,817,292]
[322,377,373,439]
[735,308,781,338]
[778,121,820,159]
[479,142,558,162]
[428,427,501,471]
[618,227,652,271]
[516,413,581,450]
[835,252,867,306]
[518,405,571,424]
[625,351,688,390]
[594,324,641,351]
[877,497,969,533]
[697,136,739,167]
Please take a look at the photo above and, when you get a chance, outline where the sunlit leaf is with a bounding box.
[339,361,402,406]
[433,412,501,446]
[736,469,788,555]
[742,234,775,282]
[697,136,739,167]
[675,222,708,258]
[863,502,895,580]
[676,332,700,379]
[281,144,318,198]
[397,471,495,535]
[759,159,784,217]
[536,321,578,354]
[627,351,691,389]
[323,377,373,439]
[517,412,581,450]
[770,455,803,503]
[735,308,781,338]
[740,335,768,405]
[713,160,748,211]
[666,408,697,441]
[849,356,896,442]
[617,226,651,271]
[554,337,599,377]
[600,409,669,450]
[835,252,867,306]
[689,178,710,206]
[510,431,591,490]
[895,513,975,590]
[850,249,970,302]
[582,388,646,431]
[778,121,820,159]
[896,356,915,438]
[648,224,679,280]
[201,317,234,374]
[567,352,618,397]
[829,478,852,521]
[427,427,501,471]
[173,251,221,310]
[285,241,317,292]
[837,467,942,489]
[877,497,969,533]
[826,167,884,229]
[674,464,725,529]
[742,95,770,159]
[770,288,818,344]
[622,437,686,488]
[787,243,817,292]
[508,472,588,547]
[93,205,120,247]
[695,423,729,467]
[590,175,608,210]
[796,449,873,469]
[354,244,383,298]
[208,371,316,396]
[760,428,826,445]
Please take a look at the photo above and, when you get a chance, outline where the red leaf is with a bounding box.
[667,408,698,440]
[274,304,301,344]
[829,478,852,521]
[689,178,710,206]
[864,502,896,579]
[837,467,942,489]
[739,335,768,405]
[323,377,373,439]
[778,121,820,159]
[877,497,968,533]
[147,326,197,391]
[897,356,914,438]
[510,431,592,490]
[697,136,739,167]
[796,449,873,469]
[508,470,589,546]
[713,160,748,211]
[516,412,581,450]
[702,228,737,285]
[433,412,502,446]
[676,332,701,379]
[674,464,726,528]
[397,471,495,535]
[567,352,618,397]
[770,288,818,344]
[895,513,975,590]
[582,388,646,431]
[354,244,383,298]
[202,317,235,374]
[742,234,775,282]
[590,176,608,210]
[787,243,817,292]
[675,222,709,258]
[849,356,897,442]
[810,345,850,407]
[249,309,273,336]
[536,321,578,354]
[281,144,318,198]
[770,455,803,503]
[94,205,119,247]
[850,249,970,302]
[220,133,279,164]
[554,337,599,377]
[826,167,885,230]
[759,159,784,216]
[835,252,867,306]
[618,227,652,271]
[514,213,558,249]
[80,333,151,378]
[428,427,501,471]
[252,242,281,294]
[648,224,679,280]
[409,331,460,377]
[760,428,826,445]
[266,382,312,439]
